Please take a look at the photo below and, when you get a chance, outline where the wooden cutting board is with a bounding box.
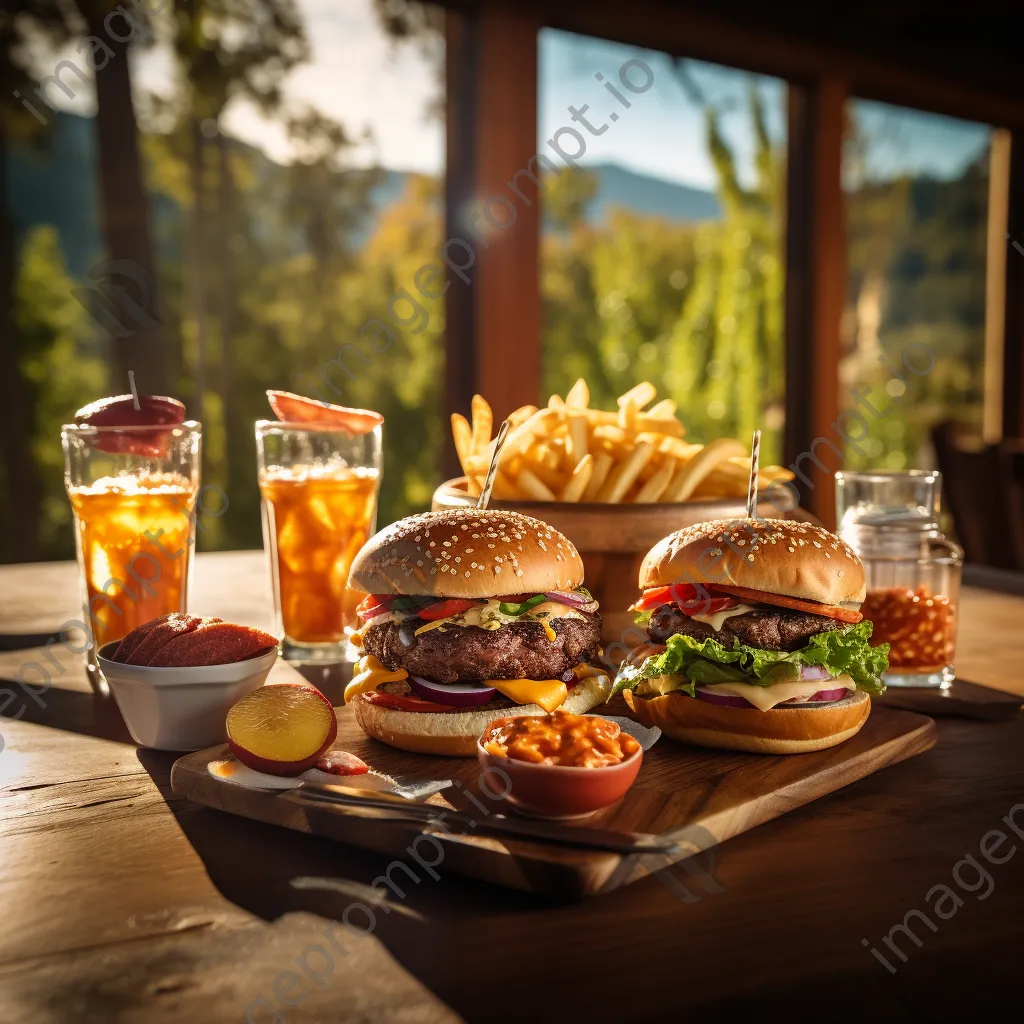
[171,701,936,898]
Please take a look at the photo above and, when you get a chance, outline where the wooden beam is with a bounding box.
[443,3,542,478]
[440,1,1024,129]
[784,79,847,528]
[1004,129,1024,440]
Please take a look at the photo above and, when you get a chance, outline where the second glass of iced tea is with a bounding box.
[256,420,381,663]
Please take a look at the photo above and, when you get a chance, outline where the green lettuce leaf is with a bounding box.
[613,620,889,697]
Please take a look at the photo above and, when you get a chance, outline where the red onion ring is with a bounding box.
[407,675,497,707]
[798,665,832,681]
[543,591,599,612]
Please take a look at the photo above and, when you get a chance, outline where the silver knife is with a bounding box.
[283,782,678,856]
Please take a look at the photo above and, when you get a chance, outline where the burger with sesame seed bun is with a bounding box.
[343,509,611,756]
[612,517,889,754]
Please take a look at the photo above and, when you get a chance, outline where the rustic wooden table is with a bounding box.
[1,552,1022,1023]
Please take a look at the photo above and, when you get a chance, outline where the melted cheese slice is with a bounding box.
[343,655,573,714]
[700,673,855,712]
[490,678,568,713]
[574,663,610,683]
[688,603,755,631]
[344,655,408,703]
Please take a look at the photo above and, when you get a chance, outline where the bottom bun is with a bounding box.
[623,688,871,754]
[352,673,613,757]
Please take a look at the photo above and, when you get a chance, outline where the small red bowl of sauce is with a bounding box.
[477,710,643,819]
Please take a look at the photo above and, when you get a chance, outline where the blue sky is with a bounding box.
[538,29,992,190]
[34,1,991,190]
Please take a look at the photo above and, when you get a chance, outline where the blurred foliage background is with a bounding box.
[0,3,991,563]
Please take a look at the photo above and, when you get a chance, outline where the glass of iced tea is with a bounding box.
[256,421,381,663]
[62,421,202,695]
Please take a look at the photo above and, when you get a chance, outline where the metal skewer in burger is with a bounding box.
[612,433,889,754]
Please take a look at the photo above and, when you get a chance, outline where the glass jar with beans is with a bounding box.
[836,470,962,689]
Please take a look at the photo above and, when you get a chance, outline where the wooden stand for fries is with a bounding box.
[432,477,814,643]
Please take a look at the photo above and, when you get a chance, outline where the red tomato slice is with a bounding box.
[266,390,383,434]
[629,583,728,614]
[710,584,864,623]
[315,750,370,775]
[356,595,388,620]
[418,598,480,621]
[362,691,456,713]
[629,585,673,612]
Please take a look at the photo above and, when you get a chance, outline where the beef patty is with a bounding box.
[363,611,602,683]
[647,603,841,652]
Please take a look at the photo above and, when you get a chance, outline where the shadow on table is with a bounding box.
[0,676,133,744]
[135,746,554,1020]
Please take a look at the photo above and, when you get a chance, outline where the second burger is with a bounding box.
[343,509,612,755]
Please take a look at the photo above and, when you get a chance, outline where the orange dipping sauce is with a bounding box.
[481,710,640,768]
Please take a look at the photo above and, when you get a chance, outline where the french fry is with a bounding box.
[500,407,560,462]
[593,423,635,448]
[521,455,568,492]
[529,443,561,472]
[646,398,677,419]
[559,453,594,502]
[582,451,614,500]
[582,409,684,437]
[635,456,676,503]
[616,381,657,412]
[666,437,746,502]
[599,441,654,502]
[451,413,473,475]
[641,434,701,461]
[565,378,590,408]
[548,394,565,410]
[567,413,589,467]
[465,474,483,497]
[617,396,639,430]
[516,467,557,502]
[507,404,538,428]
[490,470,522,501]
[470,394,492,456]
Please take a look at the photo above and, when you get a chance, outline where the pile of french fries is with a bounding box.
[452,380,794,504]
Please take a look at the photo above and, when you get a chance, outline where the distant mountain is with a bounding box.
[6,113,102,278]
[4,115,721,278]
[581,162,721,224]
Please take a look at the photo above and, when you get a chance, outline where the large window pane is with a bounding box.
[842,100,992,469]
[538,29,787,462]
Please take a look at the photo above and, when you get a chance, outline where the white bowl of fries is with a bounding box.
[436,379,802,642]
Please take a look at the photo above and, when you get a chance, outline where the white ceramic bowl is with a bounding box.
[97,642,279,751]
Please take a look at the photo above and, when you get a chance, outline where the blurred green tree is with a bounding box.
[542,87,787,464]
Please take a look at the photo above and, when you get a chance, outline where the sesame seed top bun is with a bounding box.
[640,517,866,606]
[348,509,585,598]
